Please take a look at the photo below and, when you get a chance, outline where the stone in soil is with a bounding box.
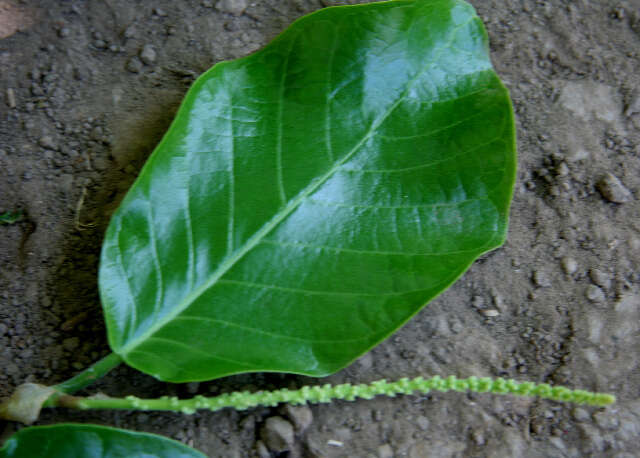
[593,410,620,431]
[38,135,57,150]
[597,173,632,203]
[378,444,393,458]
[216,0,247,15]
[533,269,551,287]
[139,44,157,65]
[255,440,269,458]
[624,91,640,117]
[589,268,611,290]
[586,285,606,303]
[282,403,312,433]
[6,88,16,108]
[572,407,590,422]
[559,81,620,123]
[260,416,294,452]
[126,57,143,73]
[561,257,578,275]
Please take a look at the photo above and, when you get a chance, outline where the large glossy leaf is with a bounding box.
[0,424,206,458]
[99,0,516,382]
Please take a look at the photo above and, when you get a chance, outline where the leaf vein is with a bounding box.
[185,152,195,290]
[114,217,138,341]
[275,33,297,205]
[260,239,491,257]
[306,197,487,210]
[146,202,164,321]
[218,278,444,298]
[175,316,373,344]
[343,135,504,174]
[227,102,236,254]
[146,337,255,368]
[325,21,338,163]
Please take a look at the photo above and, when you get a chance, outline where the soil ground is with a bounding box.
[1,0,640,456]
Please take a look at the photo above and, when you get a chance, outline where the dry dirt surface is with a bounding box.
[1,0,639,457]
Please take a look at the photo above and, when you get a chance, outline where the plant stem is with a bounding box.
[0,353,123,423]
[52,352,123,395]
[51,375,615,414]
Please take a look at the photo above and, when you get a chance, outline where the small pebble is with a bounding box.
[593,410,619,430]
[124,24,136,38]
[378,444,393,458]
[216,0,248,15]
[450,318,463,334]
[561,257,578,275]
[261,416,294,452]
[153,7,168,16]
[491,289,506,309]
[597,173,632,203]
[624,92,640,117]
[6,88,16,108]
[589,268,611,290]
[255,441,270,458]
[471,295,485,309]
[579,423,605,452]
[139,44,157,65]
[481,309,500,317]
[126,57,143,73]
[533,270,551,288]
[416,415,429,431]
[586,285,606,303]
[282,404,312,433]
[556,162,569,177]
[39,135,57,150]
[471,430,485,446]
[58,27,70,38]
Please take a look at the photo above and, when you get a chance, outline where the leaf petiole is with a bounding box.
[1,354,123,423]
[50,352,123,396]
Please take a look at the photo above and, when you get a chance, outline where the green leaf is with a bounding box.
[0,424,206,458]
[99,0,516,382]
[0,211,23,225]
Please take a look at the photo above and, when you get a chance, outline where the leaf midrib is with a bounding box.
[118,14,478,357]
